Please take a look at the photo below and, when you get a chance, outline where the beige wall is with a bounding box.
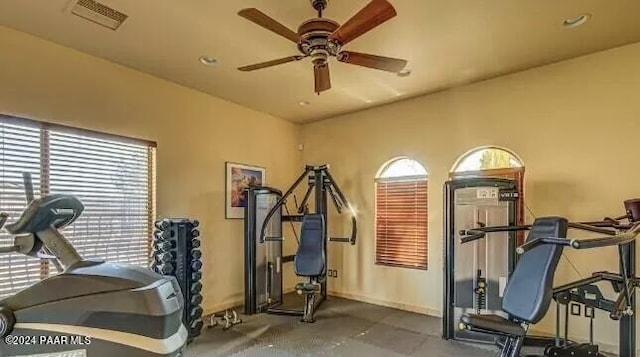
[302,43,640,352]
[0,25,302,314]
[3,20,640,353]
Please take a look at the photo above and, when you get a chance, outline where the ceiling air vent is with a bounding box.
[70,0,128,31]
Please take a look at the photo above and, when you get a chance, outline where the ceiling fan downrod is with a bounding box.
[311,0,328,18]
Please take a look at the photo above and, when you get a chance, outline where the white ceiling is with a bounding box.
[2,0,640,123]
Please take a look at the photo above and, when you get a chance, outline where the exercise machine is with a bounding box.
[443,177,521,343]
[244,165,357,322]
[541,200,640,357]
[0,173,187,356]
[458,207,640,356]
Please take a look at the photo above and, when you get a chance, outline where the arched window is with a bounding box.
[375,157,428,270]
[452,146,523,173]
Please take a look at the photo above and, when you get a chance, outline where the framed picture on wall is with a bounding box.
[225,162,266,219]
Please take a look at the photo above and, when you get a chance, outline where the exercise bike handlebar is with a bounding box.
[23,172,35,203]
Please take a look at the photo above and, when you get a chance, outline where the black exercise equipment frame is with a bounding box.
[462,216,639,356]
[443,178,520,342]
[246,165,357,318]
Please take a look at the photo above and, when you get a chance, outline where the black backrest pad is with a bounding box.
[294,214,326,277]
[502,216,568,323]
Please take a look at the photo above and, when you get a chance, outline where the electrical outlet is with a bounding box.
[334,269,338,278]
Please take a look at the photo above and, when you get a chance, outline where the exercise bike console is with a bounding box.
[5,194,84,235]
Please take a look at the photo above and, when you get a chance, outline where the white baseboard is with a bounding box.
[328,290,441,317]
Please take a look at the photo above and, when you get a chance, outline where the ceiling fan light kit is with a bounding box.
[237,0,408,94]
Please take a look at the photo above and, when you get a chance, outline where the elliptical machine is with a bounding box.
[0,173,187,357]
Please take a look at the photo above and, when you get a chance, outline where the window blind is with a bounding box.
[48,130,153,266]
[0,116,155,298]
[375,178,428,270]
[0,121,44,298]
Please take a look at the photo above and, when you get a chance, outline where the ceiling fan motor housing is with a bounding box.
[298,18,341,65]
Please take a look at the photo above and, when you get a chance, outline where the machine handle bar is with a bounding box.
[517,224,640,254]
[460,225,531,244]
[516,238,576,254]
[264,237,285,242]
[259,166,358,246]
[259,167,313,243]
[323,170,357,245]
[461,221,621,245]
[329,237,351,243]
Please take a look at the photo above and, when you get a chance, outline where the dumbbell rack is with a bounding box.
[151,218,203,344]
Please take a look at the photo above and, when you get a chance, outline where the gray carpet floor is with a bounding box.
[186,295,497,357]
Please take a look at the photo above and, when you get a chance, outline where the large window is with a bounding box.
[375,157,428,270]
[0,115,156,298]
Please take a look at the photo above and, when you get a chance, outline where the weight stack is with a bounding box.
[151,218,204,344]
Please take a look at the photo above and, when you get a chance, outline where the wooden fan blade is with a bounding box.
[238,56,304,71]
[328,0,396,45]
[337,51,407,72]
[314,64,331,94]
[238,8,302,43]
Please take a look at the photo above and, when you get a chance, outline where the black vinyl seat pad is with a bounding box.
[294,214,326,277]
[460,314,525,336]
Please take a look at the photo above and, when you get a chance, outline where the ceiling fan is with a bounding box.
[237,0,407,94]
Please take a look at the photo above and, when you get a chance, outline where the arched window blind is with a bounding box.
[0,115,156,298]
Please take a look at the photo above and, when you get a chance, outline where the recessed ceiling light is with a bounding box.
[563,14,590,28]
[298,100,311,106]
[397,69,412,78]
[199,56,217,66]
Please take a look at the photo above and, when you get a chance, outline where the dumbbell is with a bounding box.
[153,240,175,252]
[156,263,175,275]
[189,306,203,320]
[155,219,171,230]
[154,230,173,240]
[189,319,203,337]
[190,282,203,294]
[190,229,200,238]
[192,220,200,228]
[155,251,176,263]
[191,239,201,249]
[191,260,202,271]
[190,293,203,306]
[191,249,202,260]
[191,271,202,281]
